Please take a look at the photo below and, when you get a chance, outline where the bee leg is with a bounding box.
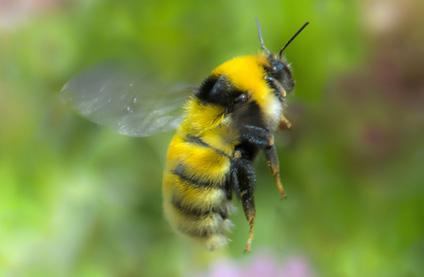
[239,125,272,149]
[265,76,292,130]
[239,126,287,199]
[264,137,287,199]
[266,76,287,101]
[231,150,256,253]
[279,114,292,130]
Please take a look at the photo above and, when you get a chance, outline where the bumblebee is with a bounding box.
[61,20,308,252]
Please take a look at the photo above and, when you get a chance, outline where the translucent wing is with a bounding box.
[60,63,196,137]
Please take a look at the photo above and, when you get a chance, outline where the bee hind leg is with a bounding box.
[231,151,256,253]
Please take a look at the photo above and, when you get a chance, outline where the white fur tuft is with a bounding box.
[266,94,283,130]
[206,234,229,250]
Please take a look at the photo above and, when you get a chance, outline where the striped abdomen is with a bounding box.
[162,132,235,250]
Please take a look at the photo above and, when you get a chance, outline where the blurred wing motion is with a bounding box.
[60,63,196,137]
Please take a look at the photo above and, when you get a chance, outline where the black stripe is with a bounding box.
[172,164,214,188]
[185,135,231,159]
[172,196,210,218]
[172,195,229,220]
[185,134,209,147]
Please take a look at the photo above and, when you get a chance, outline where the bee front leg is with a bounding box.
[231,150,256,253]
[279,114,292,130]
[265,76,292,131]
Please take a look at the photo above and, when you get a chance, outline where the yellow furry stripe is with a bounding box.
[166,135,231,185]
[212,54,272,112]
[181,98,225,135]
[200,127,236,155]
[164,200,225,236]
[163,172,225,211]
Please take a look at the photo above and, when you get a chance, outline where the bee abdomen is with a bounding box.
[163,132,234,250]
[171,195,230,220]
[171,164,218,188]
[163,165,234,250]
[166,193,234,250]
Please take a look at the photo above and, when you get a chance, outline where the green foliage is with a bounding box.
[0,0,422,276]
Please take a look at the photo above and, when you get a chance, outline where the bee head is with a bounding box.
[265,55,295,95]
[256,19,309,96]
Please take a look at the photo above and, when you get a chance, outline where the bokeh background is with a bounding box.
[1,0,423,276]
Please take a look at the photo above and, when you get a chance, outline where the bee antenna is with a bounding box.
[256,18,271,56]
[279,22,309,59]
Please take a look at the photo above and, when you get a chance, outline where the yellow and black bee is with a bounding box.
[61,20,308,252]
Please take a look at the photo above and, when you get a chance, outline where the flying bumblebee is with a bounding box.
[61,20,309,252]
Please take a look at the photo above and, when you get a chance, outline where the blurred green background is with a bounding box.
[1,0,423,276]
